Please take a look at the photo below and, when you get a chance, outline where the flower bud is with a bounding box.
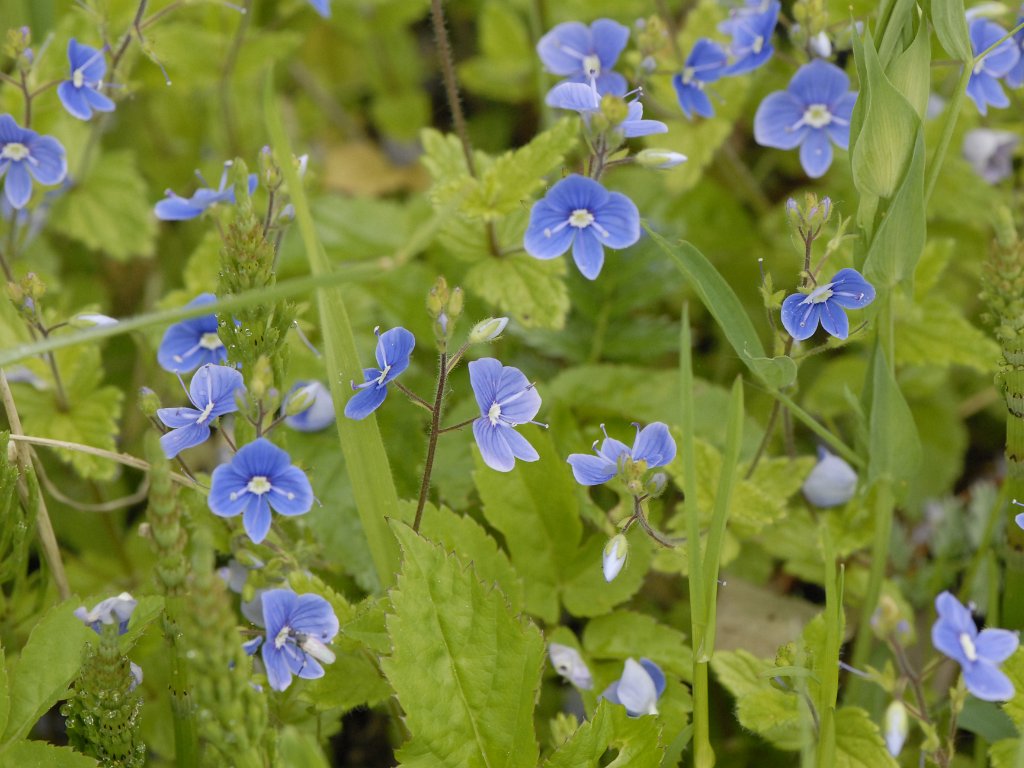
[599,94,629,127]
[802,446,857,507]
[645,471,667,497]
[469,317,509,343]
[283,380,335,432]
[884,700,908,757]
[250,355,273,400]
[138,387,162,418]
[548,643,594,689]
[258,145,281,188]
[71,313,118,328]
[809,30,832,58]
[963,129,1019,185]
[603,534,628,582]
[635,149,688,170]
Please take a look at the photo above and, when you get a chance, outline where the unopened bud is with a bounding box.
[250,356,273,400]
[469,317,509,343]
[802,446,857,507]
[635,149,688,170]
[884,700,909,757]
[602,534,629,582]
[258,145,282,188]
[599,94,629,127]
[71,313,118,328]
[138,387,161,418]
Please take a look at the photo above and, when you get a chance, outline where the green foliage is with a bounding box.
[866,343,922,493]
[583,611,693,680]
[0,740,98,767]
[543,701,664,768]
[925,0,972,61]
[465,254,571,330]
[458,2,535,102]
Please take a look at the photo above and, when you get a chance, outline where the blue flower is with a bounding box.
[307,0,331,17]
[260,589,339,692]
[57,39,115,121]
[157,364,245,458]
[545,81,668,137]
[602,658,666,716]
[157,293,228,373]
[468,358,543,472]
[208,438,314,544]
[1004,16,1024,88]
[0,114,67,210]
[548,643,594,689]
[966,18,1021,115]
[962,128,1019,184]
[344,326,415,420]
[671,39,729,119]
[931,591,1018,701]
[284,380,335,432]
[523,174,640,280]
[74,592,137,635]
[537,19,630,96]
[719,0,780,75]
[780,268,875,341]
[753,59,857,178]
[567,422,676,486]
[154,161,258,221]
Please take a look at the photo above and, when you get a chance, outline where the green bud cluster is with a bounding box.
[143,433,188,595]
[61,625,145,768]
[791,0,827,42]
[427,276,463,347]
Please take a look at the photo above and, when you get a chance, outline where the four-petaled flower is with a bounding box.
[260,589,339,692]
[567,422,676,486]
[74,592,137,635]
[157,363,245,458]
[602,658,666,717]
[0,114,67,210]
[537,19,631,96]
[780,268,875,341]
[468,358,544,472]
[344,326,415,419]
[966,18,1021,115]
[524,174,640,280]
[719,0,781,75]
[753,59,857,178]
[208,438,314,544]
[931,591,1018,701]
[57,39,115,121]
[545,81,668,137]
[672,39,729,119]
[157,293,228,373]
[155,160,258,221]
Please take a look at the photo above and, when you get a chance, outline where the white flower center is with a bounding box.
[195,401,216,425]
[72,69,85,88]
[247,475,272,495]
[199,332,223,350]
[582,54,601,77]
[803,104,832,129]
[959,632,978,662]
[752,35,765,54]
[487,402,501,426]
[2,142,29,162]
[375,363,392,385]
[274,625,291,649]
[569,209,595,229]
[806,282,835,304]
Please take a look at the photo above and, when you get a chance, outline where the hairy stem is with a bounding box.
[413,351,449,532]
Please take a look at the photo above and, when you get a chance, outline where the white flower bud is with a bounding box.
[71,313,118,328]
[963,129,1019,185]
[548,643,594,689]
[297,634,336,665]
[635,149,688,170]
[809,31,832,58]
[884,700,908,757]
[603,534,629,582]
[468,317,509,343]
[802,447,857,508]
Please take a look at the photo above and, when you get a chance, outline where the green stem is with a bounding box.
[924,64,970,205]
[762,388,864,469]
[692,661,713,768]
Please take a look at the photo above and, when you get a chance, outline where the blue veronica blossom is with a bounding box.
[523,174,640,280]
[157,293,228,373]
[307,0,331,17]
[931,591,1018,701]
[57,39,115,121]
[74,592,137,635]
[602,658,666,716]
[719,0,781,75]
[260,589,339,692]
[284,380,336,432]
[962,129,1019,184]
[545,81,668,137]
[208,438,314,544]
[1005,16,1024,88]
[753,59,857,178]
[671,39,729,119]
[344,326,415,419]
[0,115,67,210]
[966,18,1021,115]
[468,358,544,472]
[567,422,676,486]
[537,19,630,96]
[780,268,875,341]
[548,643,594,689]
[157,364,245,459]
[154,161,259,221]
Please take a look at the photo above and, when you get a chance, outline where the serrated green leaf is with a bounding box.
[342,597,391,656]
[834,707,898,768]
[925,0,972,61]
[999,648,1024,730]
[712,650,803,751]
[543,702,665,768]
[50,150,156,260]
[465,253,569,330]
[2,598,92,743]
[895,297,1000,372]
[561,529,653,618]
[991,738,1024,768]
[383,523,544,768]
[583,611,693,680]
[0,740,98,767]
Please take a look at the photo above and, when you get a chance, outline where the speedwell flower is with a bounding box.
[260,589,339,692]
[157,293,227,373]
[524,174,640,280]
[966,18,1020,115]
[284,380,335,432]
[74,592,137,635]
[344,326,415,419]
[307,0,331,17]
[567,422,676,486]
[157,364,245,458]
[753,59,857,178]
[154,160,258,221]
[780,268,875,341]
[537,19,630,95]
[208,438,314,544]
[962,128,1019,184]
[545,81,668,137]
[548,643,594,689]
[0,115,67,210]
[672,39,729,119]
[57,40,115,121]
[602,658,666,717]
[931,591,1018,701]
[720,0,780,74]
[468,358,544,472]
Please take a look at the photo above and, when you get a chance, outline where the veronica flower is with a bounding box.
[601,658,666,717]
[802,446,858,507]
[468,358,544,472]
[260,589,339,692]
[966,18,1020,114]
[157,364,245,458]
[719,0,781,75]
[672,39,729,119]
[548,643,594,689]
[344,326,415,419]
[154,160,258,221]
[753,59,857,178]
[545,81,668,137]
[931,591,1018,701]
[537,19,630,95]
[74,592,137,634]
[780,268,875,341]
[157,293,227,373]
[1004,16,1024,88]
[523,174,640,280]
[0,115,67,210]
[307,0,331,17]
[567,422,676,486]
[962,128,1019,184]
[208,438,314,544]
[284,380,335,432]
[57,39,115,121]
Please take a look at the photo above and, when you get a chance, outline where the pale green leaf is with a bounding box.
[895,297,1000,373]
[459,1,534,101]
[0,646,7,737]
[465,254,569,330]
[276,727,330,768]
[583,611,693,680]
[560,529,653,618]
[884,19,931,120]
[866,344,922,491]
[544,701,665,768]
[991,738,1024,768]
[711,650,803,750]
[0,740,98,767]
[834,707,898,768]
[999,648,1024,731]
[925,0,972,61]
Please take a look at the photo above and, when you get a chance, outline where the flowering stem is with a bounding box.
[413,351,449,532]
[108,0,149,87]
[626,496,677,548]
[438,417,475,434]
[393,380,434,412]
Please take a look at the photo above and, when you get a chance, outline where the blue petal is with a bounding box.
[262,643,294,691]
[591,19,630,70]
[524,198,576,260]
[83,87,115,114]
[632,422,676,467]
[546,174,609,215]
[640,658,666,697]
[963,660,1015,701]
[189,363,245,416]
[567,453,617,485]
[595,191,640,249]
[780,294,821,341]
[468,358,503,414]
[572,229,605,280]
[672,79,713,119]
[972,20,1020,76]
[621,102,668,137]
[593,71,628,96]
[242,637,263,655]
[827,93,857,149]
[616,658,659,716]
[976,629,1020,663]
[267,465,313,517]
[537,22,592,76]
[243,496,273,543]
[799,130,834,178]
[601,681,622,705]
[159,423,211,459]
[828,269,875,309]
[290,593,340,639]
[817,299,849,339]
[208,464,250,518]
[344,384,388,419]
[157,406,202,429]
[261,589,295,635]
[4,162,31,209]
[0,115,23,143]
[25,135,67,185]
[295,656,325,680]
[155,194,204,221]
[57,82,92,120]
[788,59,849,107]
[234,438,291,478]
[753,92,806,150]
[376,326,415,382]
[307,0,331,17]
[492,366,540,423]
[546,82,599,112]
[687,38,729,79]
[500,426,539,463]
[473,419,515,472]
[932,592,974,665]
